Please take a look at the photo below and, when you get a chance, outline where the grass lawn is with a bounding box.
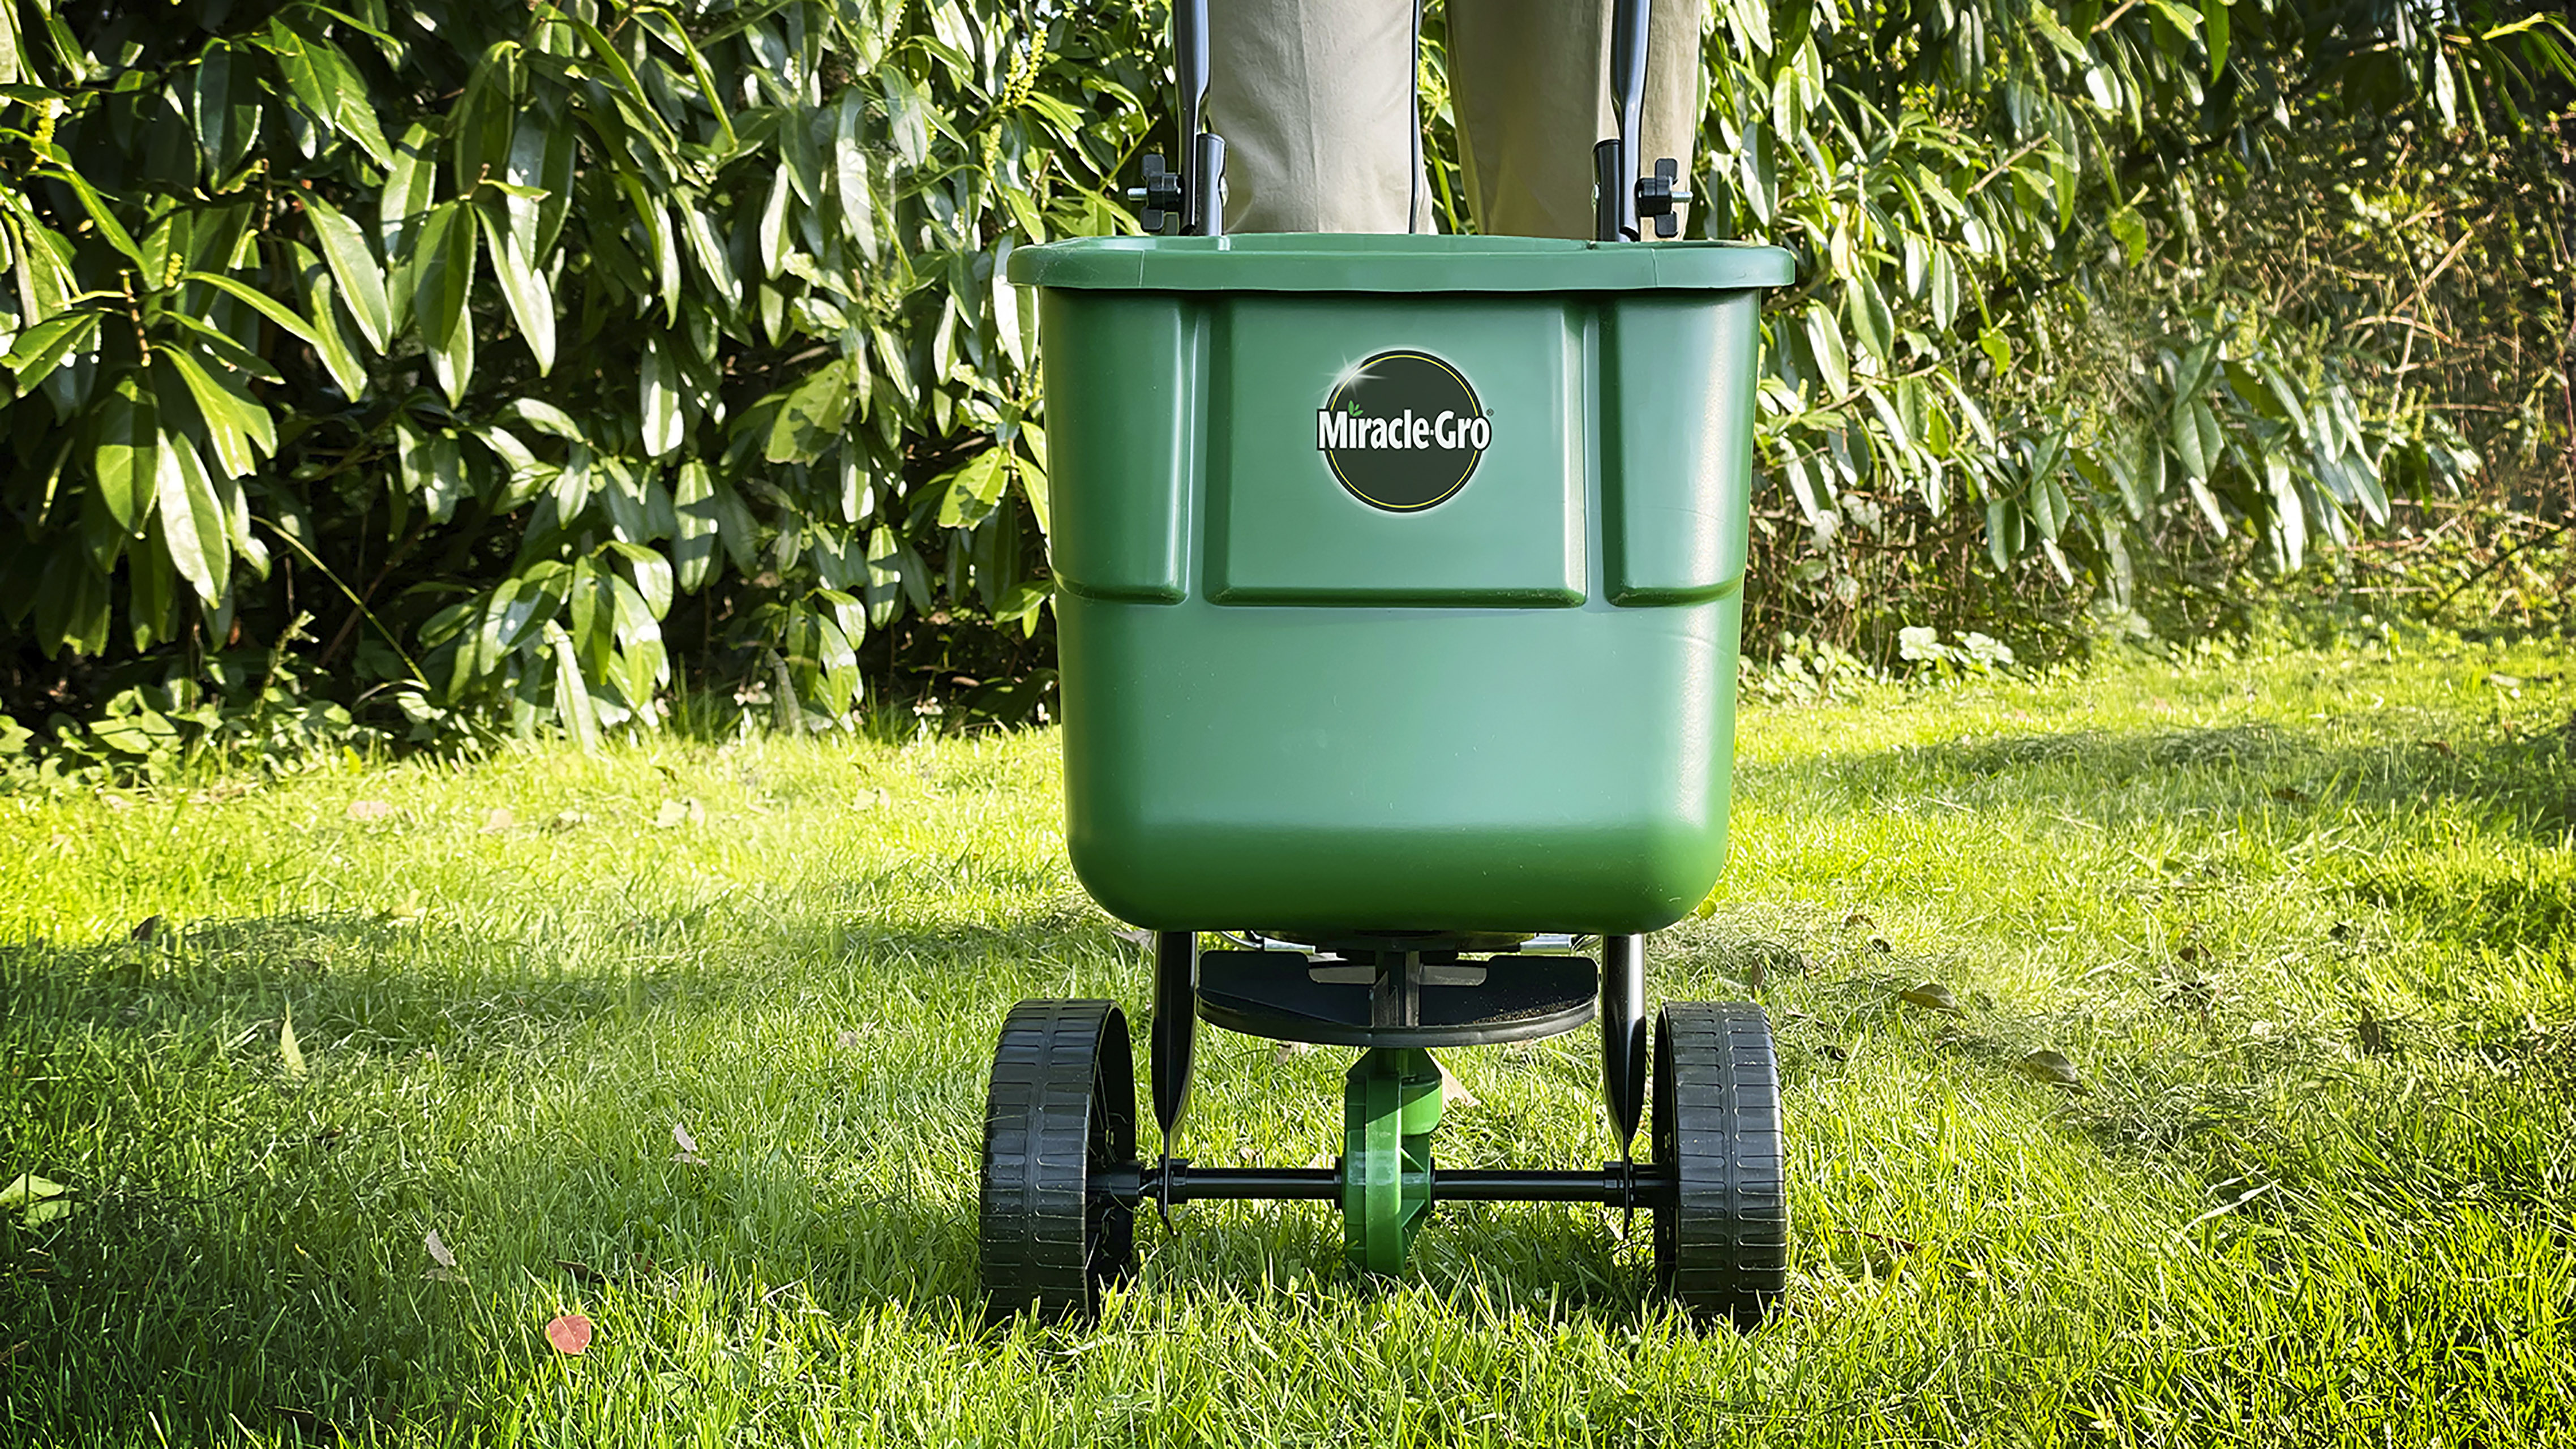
[4,633,2573,1446]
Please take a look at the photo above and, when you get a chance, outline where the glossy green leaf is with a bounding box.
[380,122,439,260]
[452,46,517,196]
[191,45,263,178]
[127,516,178,649]
[89,372,156,531]
[302,194,391,351]
[2267,456,2303,570]
[543,620,602,751]
[611,174,682,319]
[766,359,854,464]
[264,20,392,166]
[673,460,717,591]
[136,212,187,292]
[608,541,674,619]
[288,241,369,398]
[757,166,792,279]
[2108,204,2148,265]
[475,202,555,374]
[410,203,477,404]
[41,165,144,268]
[506,397,584,441]
[2030,7,2090,64]
[676,203,736,301]
[882,71,931,169]
[936,446,1009,529]
[397,419,466,525]
[1803,302,1850,398]
[1849,274,1895,365]
[183,271,323,348]
[640,341,681,457]
[1984,496,2022,571]
[1927,246,1959,329]
[308,29,392,166]
[4,309,98,389]
[153,429,229,605]
[0,0,22,85]
[2171,400,2209,482]
[834,89,877,262]
[158,350,273,478]
[550,441,594,521]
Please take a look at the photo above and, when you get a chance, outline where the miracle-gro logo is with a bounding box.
[1315,349,1488,512]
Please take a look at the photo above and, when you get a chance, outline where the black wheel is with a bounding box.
[1651,1002,1788,1327]
[979,998,1137,1321]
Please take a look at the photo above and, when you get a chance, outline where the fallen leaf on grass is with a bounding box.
[346,799,396,822]
[2422,739,2454,757]
[2,1173,75,1228]
[652,799,706,829]
[2016,1049,2088,1092]
[279,1011,307,1081]
[545,810,590,833]
[1842,911,1875,930]
[423,1228,461,1281]
[1898,982,1960,1012]
[2172,1180,2276,1239]
[545,1315,593,1356]
[1436,1059,1478,1111]
[671,1122,706,1165]
[481,808,516,834]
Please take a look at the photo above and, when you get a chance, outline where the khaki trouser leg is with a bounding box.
[1206,0,1702,238]
[1208,0,1434,233]
[1446,0,1704,238]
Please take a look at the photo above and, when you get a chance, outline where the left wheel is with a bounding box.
[979,998,1138,1321]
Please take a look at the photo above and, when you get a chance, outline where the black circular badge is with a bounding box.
[1313,350,1489,512]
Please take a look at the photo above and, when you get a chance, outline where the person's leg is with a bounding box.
[1446,0,1702,239]
[1207,0,1435,233]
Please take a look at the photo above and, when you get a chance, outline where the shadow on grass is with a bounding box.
[0,911,1055,1444]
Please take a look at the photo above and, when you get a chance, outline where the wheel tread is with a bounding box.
[1653,1001,1789,1327]
[978,998,1136,1319]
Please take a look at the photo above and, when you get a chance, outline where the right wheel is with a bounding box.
[978,998,1137,1321]
[1651,1002,1788,1327]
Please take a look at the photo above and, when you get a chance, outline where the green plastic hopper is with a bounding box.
[1008,233,1795,937]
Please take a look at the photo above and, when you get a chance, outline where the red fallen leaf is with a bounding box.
[546,1314,593,1356]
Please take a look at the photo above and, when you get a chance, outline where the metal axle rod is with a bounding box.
[1094,1160,1678,1210]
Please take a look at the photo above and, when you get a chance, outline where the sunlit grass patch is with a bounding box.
[2,637,2571,1445]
